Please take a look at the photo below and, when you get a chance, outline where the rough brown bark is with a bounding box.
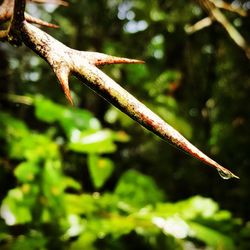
[0,0,239,179]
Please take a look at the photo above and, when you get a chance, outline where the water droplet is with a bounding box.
[218,169,232,179]
[217,169,239,180]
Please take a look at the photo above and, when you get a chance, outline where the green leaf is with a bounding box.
[42,161,65,197]
[34,95,64,123]
[112,130,130,142]
[1,188,34,224]
[11,231,47,250]
[9,133,59,161]
[59,108,101,138]
[65,194,99,215]
[70,231,97,250]
[14,162,40,183]
[115,170,164,207]
[155,196,219,220]
[126,64,150,85]
[34,95,101,138]
[63,177,82,191]
[87,154,115,189]
[0,112,28,138]
[189,222,235,250]
[68,129,117,154]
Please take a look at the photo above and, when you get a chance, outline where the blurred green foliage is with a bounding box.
[0,0,250,249]
[0,94,247,249]
[0,97,243,249]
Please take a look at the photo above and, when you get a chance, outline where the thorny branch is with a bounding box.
[191,0,250,59]
[0,0,59,37]
[0,0,239,179]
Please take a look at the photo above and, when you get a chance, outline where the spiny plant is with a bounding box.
[0,0,239,179]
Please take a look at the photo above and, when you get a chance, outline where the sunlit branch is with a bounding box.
[213,0,246,17]
[18,20,238,179]
[0,0,59,30]
[0,0,239,178]
[194,0,249,59]
[29,0,68,6]
[185,17,213,34]
[0,93,34,105]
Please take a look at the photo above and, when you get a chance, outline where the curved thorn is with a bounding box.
[55,67,73,105]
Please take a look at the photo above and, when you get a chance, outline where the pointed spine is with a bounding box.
[81,52,144,67]
[18,21,239,179]
[25,13,59,28]
[76,64,239,179]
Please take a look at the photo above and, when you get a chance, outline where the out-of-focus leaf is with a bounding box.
[189,221,235,250]
[126,64,150,85]
[0,220,8,241]
[69,230,97,250]
[88,215,136,238]
[11,231,47,250]
[146,34,165,59]
[63,177,82,191]
[34,95,64,123]
[155,196,219,220]
[104,106,134,127]
[112,130,130,142]
[59,109,101,138]
[0,112,28,138]
[68,129,117,154]
[87,154,115,189]
[0,188,34,224]
[9,133,59,161]
[65,194,99,215]
[14,162,40,182]
[42,161,65,202]
[115,170,164,207]
[152,215,191,239]
[34,95,101,138]
[147,70,181,98]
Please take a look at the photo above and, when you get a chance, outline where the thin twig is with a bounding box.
[213,0,246,17]
[194,0,249,59]
[29,0,68,6]
[0,0,60,29]
[0,93,34,105]
[185,17,213,34]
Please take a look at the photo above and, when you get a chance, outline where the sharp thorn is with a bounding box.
[55,67,73,105]
[81,52,144,67]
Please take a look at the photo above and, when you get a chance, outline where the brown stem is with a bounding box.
[7,0,26,46]
[12,0,26,25]
[0,0,239,178]
[0,0,57,44]
[18,21,239,179]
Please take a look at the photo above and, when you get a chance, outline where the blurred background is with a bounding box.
[0,0,250,249]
